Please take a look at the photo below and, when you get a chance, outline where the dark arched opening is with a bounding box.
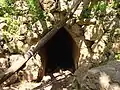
[39,27,79,76]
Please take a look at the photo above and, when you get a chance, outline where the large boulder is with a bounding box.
[74,60,120,90]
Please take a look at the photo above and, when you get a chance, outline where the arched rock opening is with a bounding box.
[39,27,79,76]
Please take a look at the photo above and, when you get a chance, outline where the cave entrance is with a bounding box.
[39,27,79,76]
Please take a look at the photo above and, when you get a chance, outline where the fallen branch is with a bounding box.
[0,0,82,84]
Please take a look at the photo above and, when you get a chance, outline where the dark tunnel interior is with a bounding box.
[44,27,75,74]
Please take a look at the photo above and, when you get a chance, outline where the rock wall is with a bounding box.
[1,0,120,87]
[25,0,120,82]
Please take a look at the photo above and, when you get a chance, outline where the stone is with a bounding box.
[74,61,120,90]
[17,41,23,49]
[22,44,30,53]
[19,24,27,35]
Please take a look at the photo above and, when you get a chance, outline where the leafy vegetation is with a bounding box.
[27,0,45,22]
[0,0,46,53]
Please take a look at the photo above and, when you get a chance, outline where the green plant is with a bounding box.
[80,1,107,19]
[115,53,120,60]
[27,0,45,22]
